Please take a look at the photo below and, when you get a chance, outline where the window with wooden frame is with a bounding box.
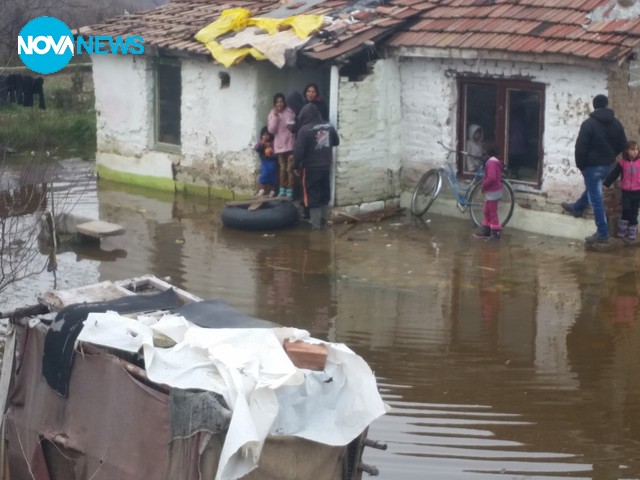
[154,58,181,148]
[458,78,544,186]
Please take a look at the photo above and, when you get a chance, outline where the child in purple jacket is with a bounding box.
[604,140,640,239]
[473,142,504,240]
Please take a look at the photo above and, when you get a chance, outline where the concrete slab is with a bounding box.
[398,191,593,240]
[75,220,125,239]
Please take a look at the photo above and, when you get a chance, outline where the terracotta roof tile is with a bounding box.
[388,0,640,63]
[78,0,425,63]
[77,0,640,65]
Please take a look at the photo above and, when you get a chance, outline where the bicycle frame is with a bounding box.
[441,162,484,211]
[411,141,516,228]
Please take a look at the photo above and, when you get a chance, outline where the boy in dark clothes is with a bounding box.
[292,103,339,229]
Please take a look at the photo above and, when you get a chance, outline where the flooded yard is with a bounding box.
[3,160,640,479]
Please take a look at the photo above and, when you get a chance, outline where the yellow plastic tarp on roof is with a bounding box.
[195,8,324,68]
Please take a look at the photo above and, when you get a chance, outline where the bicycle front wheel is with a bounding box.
[468,179,515,228]
[411,169,443,216]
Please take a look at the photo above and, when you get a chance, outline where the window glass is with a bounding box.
[506,89,541,183]
[463,83,496,173]
[156,61,181,146]
[459,79,544,186]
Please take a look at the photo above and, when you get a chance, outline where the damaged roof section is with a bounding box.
[76,0,640,67]
[76,0,422,66]
[387,0,640,64]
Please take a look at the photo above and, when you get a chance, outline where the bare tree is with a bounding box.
[0,0,163,294]
[0,155,49,293]
[0,150,92,294]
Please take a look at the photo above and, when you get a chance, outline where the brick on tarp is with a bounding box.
[283,339,327,371]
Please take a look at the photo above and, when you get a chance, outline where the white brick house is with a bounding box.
[81,0,640,235]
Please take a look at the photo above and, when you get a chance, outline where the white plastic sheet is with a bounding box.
[78,311,387,480]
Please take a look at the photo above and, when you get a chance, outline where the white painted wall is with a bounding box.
[93,55,331,193]
[181,59,261,159]
[93,52,610,214]
[93,55,175,179]
[397,56,608,205]
[335,59,402,206]
[180,59,259,190]
[93,55,151,153]
[93,56,264,187]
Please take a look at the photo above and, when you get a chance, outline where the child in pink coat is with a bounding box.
[473,142,504,240]
[604,140,640,239]
[267,93,296,198]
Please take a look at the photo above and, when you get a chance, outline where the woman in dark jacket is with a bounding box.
[303,83,329,121]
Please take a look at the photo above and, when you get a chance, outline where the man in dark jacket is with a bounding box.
[562,94,627,243]
[293,103,339,229]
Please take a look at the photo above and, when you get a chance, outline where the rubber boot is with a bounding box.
[561,202,582,218]
[473,225,491,238]
[628,225,638,240]
[286,188,293,199]
[309,208,323,230]
[278,187,286,197]
[321,205,330,225]
[490,229,501,240]
[617,219,629,238]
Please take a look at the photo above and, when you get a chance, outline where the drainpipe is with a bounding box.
[329,65,339,207]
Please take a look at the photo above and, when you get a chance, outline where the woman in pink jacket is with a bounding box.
[473,142,504,240]
[268,93,296,198]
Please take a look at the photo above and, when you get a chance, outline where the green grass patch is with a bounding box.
[0,67,96,159]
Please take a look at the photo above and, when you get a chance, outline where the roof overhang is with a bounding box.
[386,45,624,70]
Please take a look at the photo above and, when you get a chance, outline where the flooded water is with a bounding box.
[3,160,640,479]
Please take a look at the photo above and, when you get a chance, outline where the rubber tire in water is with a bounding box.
[468,179,515,228]
[221,201,299,231]
[411,169,442,216]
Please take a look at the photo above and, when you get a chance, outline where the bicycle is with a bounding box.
[410,142,515,228]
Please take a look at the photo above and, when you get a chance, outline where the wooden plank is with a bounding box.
[39,275,202,311]
[0,328,14,477]
[0,327,16,419]
[115,274,203,303]
[37,274,202,313]
[38,281,134,311]
[304,27,385,60]
[248,199,267,211]
[76,220,125,239]
[225,197,290,207]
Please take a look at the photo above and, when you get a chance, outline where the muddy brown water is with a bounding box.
[3,159,640,479]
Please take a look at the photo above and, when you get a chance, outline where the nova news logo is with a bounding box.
[18,16,145,75]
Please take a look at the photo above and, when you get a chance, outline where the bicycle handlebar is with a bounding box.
[437,140,468,156]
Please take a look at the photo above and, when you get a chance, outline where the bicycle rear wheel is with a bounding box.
[411,169,443,216]
[468,179,515,228]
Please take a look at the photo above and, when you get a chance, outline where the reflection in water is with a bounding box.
[5,161,640,478]
[253,232,335,338]
[0,158,96,300]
